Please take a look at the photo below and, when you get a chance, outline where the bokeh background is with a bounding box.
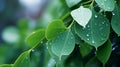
[0,0,58,65]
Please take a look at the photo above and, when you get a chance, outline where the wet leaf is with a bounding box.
[51,30,75,60]
[26,29,45,47]
[75,9,110,48]
[96,40,112,64]
[71,6,92,28]
[46,19,67,41]
[95,0,115,11]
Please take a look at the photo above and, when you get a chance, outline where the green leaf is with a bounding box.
[85,57,101,67]
[71,6,92,28]
[26,29,45,47]
[80,43,93,58]
[13,50,31,67]
[75,9,110,48]
[95,0,115,11]
[96,40,112,64]
[0,64,13,67]
[46,19,67,40]
[111,5,120,36]
[51,30,75,60]
[65,0,81,7]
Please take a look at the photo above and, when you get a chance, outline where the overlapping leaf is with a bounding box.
[46,19,67,40]
[75,9,110,48]
[51,30,75,60]
[26,29,45,47]
[95,0,115,11]
[111,5,120,36]
[96,40,112,64]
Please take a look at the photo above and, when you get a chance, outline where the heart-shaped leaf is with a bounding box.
[96,40,112,64]
[71,6,92,28]
[26,29,45,47]
[75,9,110,48]
[46,19,67,40]
[51,30,75,60]
[13,50,31,67]
[95,0,115,11]
[111,5,120,36]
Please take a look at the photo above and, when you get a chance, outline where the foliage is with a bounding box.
[1,0,120,67]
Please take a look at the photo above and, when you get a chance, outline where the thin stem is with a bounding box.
[90,0,95,6]
[82,0,92,5]
[67,20,74,29]
[60,12,70,20]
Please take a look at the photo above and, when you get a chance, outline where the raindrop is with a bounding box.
[32,49,35,52]
[92,40,95,44]
[102,22,105,24]
[100,27,103,30]
[87,38,90,41]
[41,41,43,43]
[86,34,89,37]
[87,25,90,28]
[112,12,115,16]
[71,37,73,39]
[95,15,98,18]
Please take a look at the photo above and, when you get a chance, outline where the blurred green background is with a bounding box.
[0,0,51,65]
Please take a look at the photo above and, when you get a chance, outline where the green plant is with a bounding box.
[1,0,120,67]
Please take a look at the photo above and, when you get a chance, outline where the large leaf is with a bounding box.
[65,0,81,7]
[46,19,67,40]
[51,30,75,60]
[111,5,120,36]
[80,43,93,58]
[75,9,110,48]
[13,50,31,67]
[96,40,112,64]
[71,6,92,28]
[0,64,13,67]
[26,29,45,47]
[95,0,115,11]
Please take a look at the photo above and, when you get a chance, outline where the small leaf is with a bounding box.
[75,9,110,48]
[71,6,92,28]
[96,40,112,64]
[13,50,31,67]
[46,19,67,40]
[51,30,75,60]
[65,0,81,7]
[95,0,115,11]
[26,29,45,47]
[85,57,102,67]
[111,5,120,36]
[80,43,93,58]
[0,64,13,67]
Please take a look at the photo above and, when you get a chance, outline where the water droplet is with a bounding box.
[92,40,95,44]
[100,27,103,30]
[112,12,115,16]
[41,41,43,43]
[95,15,98,18]
[102,22,105,24]
[87,38,90,40]
[71,37,73,39]
[87,25,90,28]
[32,49,35,52]
[86,34,89,37]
